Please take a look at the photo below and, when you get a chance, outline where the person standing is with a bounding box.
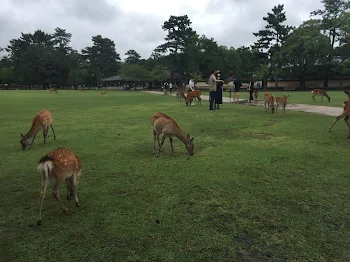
[208,70,224,110]
[215,72,223,109]
[233,77,242,102]
[169,82,173,94]
[248,75,254,103]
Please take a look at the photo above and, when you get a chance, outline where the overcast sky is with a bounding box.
[1,0,323,60]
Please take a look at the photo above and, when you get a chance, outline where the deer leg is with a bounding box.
[52,178,69,214]
[275,102,278,113]
[321,95,324,102]
[169,137,174,155]
[66,176,74,200]
[328,112,348,131]
[156,135,166,157]
[31,133,38,146]
[72,173,80,207]
[153,130,157,154]
[37,173,50,225]
[344,116,350,138]
[43,127,49,145]
[312,95,315,102]
[50,124,57,140]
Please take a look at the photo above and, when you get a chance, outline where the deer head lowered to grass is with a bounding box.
[328,91,350,138]
[312,89,330,102]
[151,112,194,157]
[19,109,57,150]
[185,90,201,106]
[37,147,82,225]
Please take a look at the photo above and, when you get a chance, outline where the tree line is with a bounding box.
[0,0,349,89]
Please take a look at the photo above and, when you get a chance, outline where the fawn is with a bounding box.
[328,91,350,138]
[37,147,82,225]
[19,109,56,150]
[151,112,194,157]
[264,93,275,113]
[275,95,289,115]
[312,89,330,102]
[100,91,107,95]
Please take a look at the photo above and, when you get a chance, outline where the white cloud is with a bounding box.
[0,0,323,59]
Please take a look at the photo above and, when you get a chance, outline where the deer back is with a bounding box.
[40,147,81,179]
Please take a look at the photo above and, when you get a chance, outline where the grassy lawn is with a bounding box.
[1,90,350,261]
[200,90,347,107]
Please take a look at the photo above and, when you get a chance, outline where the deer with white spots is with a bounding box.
[19,109,57,150]
[37,147,82,225]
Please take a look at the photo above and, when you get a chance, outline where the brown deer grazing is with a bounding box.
[185,90,202,106]
[37,147,82,225]
[264,93,275,113]
[151,112,194,157]
[100,91,107,95]
[275,95,289,115]
[19,109,56,150]
[49,88,57,93]
[176,89,186,101]
[312,89,330,102]
[328,91,350,137]
[78,87,85,92]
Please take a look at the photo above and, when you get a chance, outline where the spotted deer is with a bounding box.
[312,89,330,102]
[37,147,82,225]
[49,88,57,93]
[264,93,275,113]
[275,95,289,115]
[19,109,56,150]
[151,112,194,157]
[328,91,350,138]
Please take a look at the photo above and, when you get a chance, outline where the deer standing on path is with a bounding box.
[275,95,289,115]
[312,89,330,102]
[151,112,194,157]
[37,147,82,225]
[19,109,56,150]
[264,93,275,113]
[328,91,350,138]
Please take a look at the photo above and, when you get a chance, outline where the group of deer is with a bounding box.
[263,92,289,115]
[175,89,202,106]
[19,109,81,225]
[20,106,195,225]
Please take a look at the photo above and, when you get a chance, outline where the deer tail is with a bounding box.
[38,155,54,179]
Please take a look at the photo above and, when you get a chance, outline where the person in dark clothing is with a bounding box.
[215,72,223,109]
[248,76,254,103]
[208,69,223,110]
[233,77,242,102]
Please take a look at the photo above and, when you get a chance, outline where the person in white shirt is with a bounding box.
[169,83,173,93]
[188,79,195,91]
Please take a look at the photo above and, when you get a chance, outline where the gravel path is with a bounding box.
[143,91,341,117]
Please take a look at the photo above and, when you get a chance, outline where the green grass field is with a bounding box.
[1,90,349,261]
[200,90,348,107]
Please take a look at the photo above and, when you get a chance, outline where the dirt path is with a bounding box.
[143,91,341,117]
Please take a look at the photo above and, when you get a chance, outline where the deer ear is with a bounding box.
[191,137,194,141]
[20,133,24,137]
[187,134,190,139]
[344,91,350,96]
